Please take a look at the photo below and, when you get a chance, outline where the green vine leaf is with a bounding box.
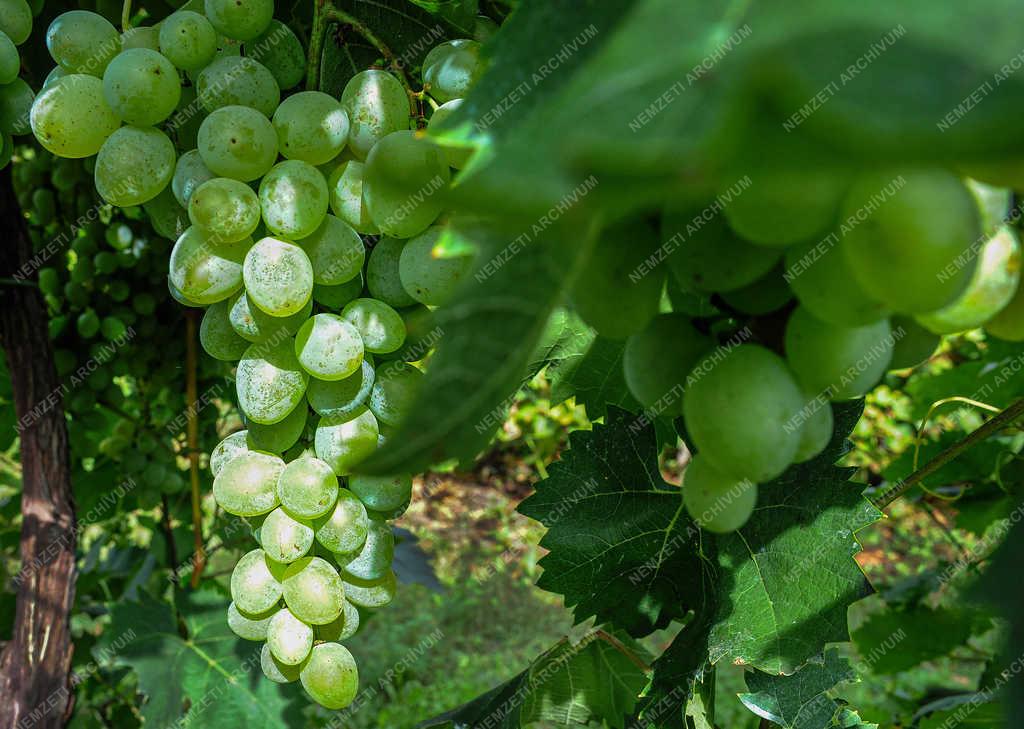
[518,405,710,637]
[547,335,640,420]
[420,629,649,729]
[739,648,857,728]
[95,590,303,727]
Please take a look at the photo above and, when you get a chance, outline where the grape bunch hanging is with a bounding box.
[28,0,482,709]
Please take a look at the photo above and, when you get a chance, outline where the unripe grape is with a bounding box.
[278,456,338,520]
[120,26,160,52]
[228,290,312,343]
[312,274,364,310]
[261,642,302,684]
[260,507,314,563]
[367,236,416,307]
[210,430,250,477]
[247,400,308,453]
[793,392,834,463]
[423,40,481,103]
[230,547,286,614]
[316,598,359,641]
[197,56,279,117]
[341,515,393,582]
[198,105,278,181]
[315,407,379,476]
[364,131,450,238]
[259,160,330,239]
[0,31,18,84]
[683,455,758,533]
[306,360,375,419]
[31,74,120,158]
[314,488,368,554]
[297,215,364,286]
[785,237,888,327]
[227,601,277,641]
[327,159,379,234]
[427,99,472,169]
[236,337,309,425]
[273,91,349,165]
[340,69,409,159]
[188,177,261,242]
[0,0,31,45]
[294,313,364,381]
[342,570,396,609]
[684,345,804,482]
[622,314,711,417]
[243,237,315,316]
[204,0,273,41]
[94,126,177,207]
[102,48,181,126]
[213,450,284,516]
[159,11,217,72]
[244,20,305,90]
[368,361,422,426]
[342,298,405,354]
[168,226,250,305]
[398,226,473,306]
[172,149,215,207]
[299,642,359,710]
[46,11,120,76]
[281,556,345,624]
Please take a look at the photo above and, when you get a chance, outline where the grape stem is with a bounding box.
[306,0,418,116]
[121,0,132,31]
[872,397,1024,509]
[185,309,206,588]
[595,629,651,673]
[0,276,37,289]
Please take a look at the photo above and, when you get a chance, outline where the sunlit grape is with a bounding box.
[314,488,368,554]
[230,547,286,614]
[281,556,344,624]
[213,450,284,516]
[278,456,338,520]
[300,642,359,710]
[236,337,309,425]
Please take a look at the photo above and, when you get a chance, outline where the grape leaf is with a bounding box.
[707,400,882,675]
[547,335,640,420]
[524,308,596,385]
[316,0,469,96]
[420,629,649,729]
[632,615,715,729]
[915,693,1007,729]
[360,219,599,475]
[739,649,857,728]
[518,406,709,636]
[444,0,1024,219]
[95,590,303,727]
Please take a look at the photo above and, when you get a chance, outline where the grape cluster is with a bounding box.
[27,0,481,709]
[595,170,1023,533]
[0,0,42,167]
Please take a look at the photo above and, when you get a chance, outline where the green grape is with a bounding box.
[840,169,981,313]
[100,316,127,341]
[46,11,120,76]
[172,149,215,208]
[188,177,261,242]
[298,215,364,285]
[213,450,284,515]
[168,226,249,304]
[143,185,189,240]
[168,279,204,307]
[784,306,894,401]
[198,105,278,181]
[966,178,1011,237]
[663,205,781,293]
[316,598,359,641]
[682,455,758,533]
[102,48,181,125]
[342,298,405,354]
[426,99,471,169]
[31,75,120,157]
[984,280,1024,341]
[328,159,379,234]
[40,65,67,90]
[474,15,498,42]
[159,11,217,72]
[364,131,450,238]
[423,40,481,103]
[0,0,31,45]
[622,314,711,417]
[314,488,368,554]
[340,69,409,159]
[236,337,309,424]
[247,399,308,453]
[719,264,793,315]
[571,219,663,339]
[684,344,804,482]
[77,309,100,338]
[230,547,286,614]
[368,361,422,426]
[273,91,349,165]
[340,516,393,582]
[94,126,176,207]
[281,556,344,624]
[721,169,848,248]
[314,407,379,476]
[228,290,312,343]
[342,570,396,609]
[300,642,359,710]
[313,273,364,310]
[197,56,280,117]
[0,31,18,84]
[349,474,412,514]
[278,456,338,519]
[793,392,834,463]
[204,0,273,41]
[398,226,473,306]
[244,20,305,90]
[785,238,888,326]
[243,237,315,316]
[917,227,1021,334]
[294,313,364,380]
[210,430,250,477]
[366,237,416,307]
[260,507,314,563]
[307,359,375,419]
[261,642,301,683]
[266,607,313,666]
[259,160,330,239]
[227,601,277,641]
[120,26,160,52]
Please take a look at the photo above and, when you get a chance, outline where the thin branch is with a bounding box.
[872,397,1024,509]
[121,0,132,31]
[594,629,651,674]
[305,0,330,91]
[185,310,206,587]
[0,277,37,289]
